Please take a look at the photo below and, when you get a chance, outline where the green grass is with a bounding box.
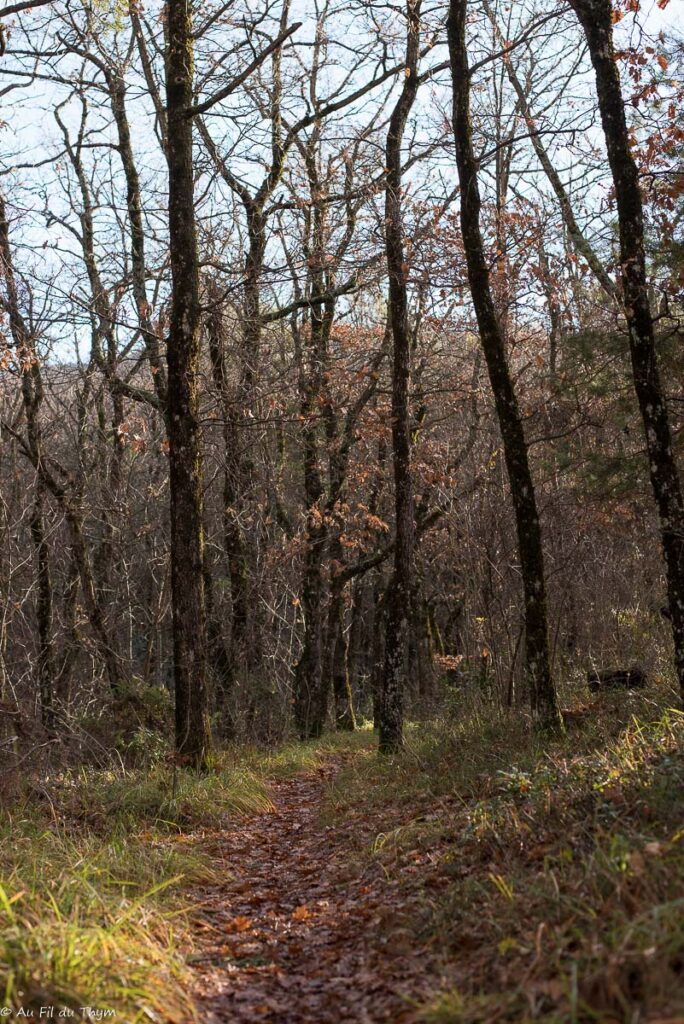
[6,693,683,1022]
[0,819,199,1020]
[0,727,373,1020]
[58,761,274,831]
[0,757,275,1020]
[230,725,376,780]
[323,691,684,1023]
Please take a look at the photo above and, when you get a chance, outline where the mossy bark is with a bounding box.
[165,0,211,769]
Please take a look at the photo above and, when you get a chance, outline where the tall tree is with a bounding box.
[447,0,562,731]
[0,191,55,731]
[165,0,211,768]
[570,0,684,698]
[378,0,422,754]
[196,6,295,715]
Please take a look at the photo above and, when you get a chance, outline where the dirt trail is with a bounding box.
[189,761,439,1023]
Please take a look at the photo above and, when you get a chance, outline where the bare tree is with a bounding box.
[378,0,422,754]
[570,0,684,699]
[165,0,211,768]
[448,0,561,731]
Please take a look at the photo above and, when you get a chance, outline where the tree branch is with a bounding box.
[0,0,52,17]
[188,22,302,117]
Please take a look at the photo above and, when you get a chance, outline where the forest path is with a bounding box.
[188,758,440,1023]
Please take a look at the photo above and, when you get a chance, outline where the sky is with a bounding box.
[0,0,682,363]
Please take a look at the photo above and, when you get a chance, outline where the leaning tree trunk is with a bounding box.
[165,0,211,769]
[378,0,422,754]
[447,0,562,730]
[570,0,684,699]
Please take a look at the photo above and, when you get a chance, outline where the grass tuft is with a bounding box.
[230,726,375,780]
[0,820,198,1021]
[0,756,275,1020]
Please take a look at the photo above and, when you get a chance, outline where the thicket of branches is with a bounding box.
[0,0,682,766]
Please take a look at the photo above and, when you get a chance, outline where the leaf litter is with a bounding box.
[188,761,440,1023]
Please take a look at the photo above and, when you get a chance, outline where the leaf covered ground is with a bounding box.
[189,695,684,1023]
[189,759,439,1022]
[2,694,684,1022]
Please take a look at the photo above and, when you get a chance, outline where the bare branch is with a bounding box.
[188,21,302,117]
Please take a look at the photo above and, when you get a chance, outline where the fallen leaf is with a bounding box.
[226,916,253,933]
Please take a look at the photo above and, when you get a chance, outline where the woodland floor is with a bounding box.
[179,700,684,1024]
[188,756,441,1023]
[5,700,681,1023]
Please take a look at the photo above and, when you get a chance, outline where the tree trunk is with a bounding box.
[205,283,242,732]
[293,521,327,738]
[0,191,55,729]
[203,561,236,738]
[570,0,684,699]
[447,0,562,731]
[378,0,422,754]
[293,303,332,739]
[165,0,211,769]
[293,134,336,739]
[327,559,355,731]
[230,210,265,690]
[371,580,387,729]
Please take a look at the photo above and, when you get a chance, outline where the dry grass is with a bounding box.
[0,758,274,1020]
[324,691,684,1022]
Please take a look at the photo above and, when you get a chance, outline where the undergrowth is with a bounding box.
[6,690,683,1023]
[0,727,373,1020]
[0,754,274,1021]
[231,725,374,780]
[325,690,684,1023]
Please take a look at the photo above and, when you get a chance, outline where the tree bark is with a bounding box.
[165,0,211,768]
[447,0,562,730]
[570,0,684,698]
[292,297,333,739]
[205,283,240,733]
[327,558,356,731]
[292,120,337,739]
[0,191,55,730]
[378,0,422,754]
